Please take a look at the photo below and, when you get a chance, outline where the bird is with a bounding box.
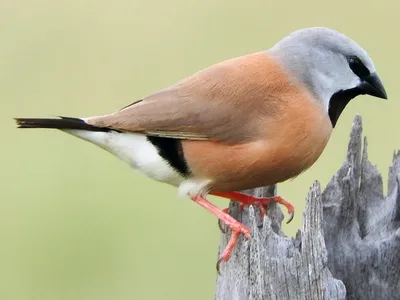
[15,27,387,274]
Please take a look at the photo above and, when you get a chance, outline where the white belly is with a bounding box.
[64,130,184,186]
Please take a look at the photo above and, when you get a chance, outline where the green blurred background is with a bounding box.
[1,0,398,299]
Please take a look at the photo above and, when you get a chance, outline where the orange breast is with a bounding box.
[181,57,333,192]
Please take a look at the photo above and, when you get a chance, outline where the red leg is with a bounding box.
[217,205,245,233]
[210,191,295,224]
[190,195,251,274]
[216,230,240,273]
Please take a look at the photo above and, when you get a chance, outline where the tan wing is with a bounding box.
[86,52,297,143]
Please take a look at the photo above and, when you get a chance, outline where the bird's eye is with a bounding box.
[347,55,370,78]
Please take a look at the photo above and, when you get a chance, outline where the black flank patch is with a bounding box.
[146,136,190,177]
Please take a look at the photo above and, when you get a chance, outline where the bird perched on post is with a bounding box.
[15,27,387,274]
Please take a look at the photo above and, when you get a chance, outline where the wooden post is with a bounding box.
[215,115,400,300]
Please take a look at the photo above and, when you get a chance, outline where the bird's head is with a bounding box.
[269,27,387,127]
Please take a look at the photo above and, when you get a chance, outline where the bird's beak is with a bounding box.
[359,72,388,99]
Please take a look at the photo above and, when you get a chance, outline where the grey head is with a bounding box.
[268,27,387,127]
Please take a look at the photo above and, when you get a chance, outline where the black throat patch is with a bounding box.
[146,136,190,177]
[328,87,363,127]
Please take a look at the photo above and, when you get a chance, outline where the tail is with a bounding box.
[15,116,110,132]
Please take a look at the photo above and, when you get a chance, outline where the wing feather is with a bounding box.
[86,52,292,143]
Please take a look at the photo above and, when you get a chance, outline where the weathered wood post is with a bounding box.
[215,115,400,300]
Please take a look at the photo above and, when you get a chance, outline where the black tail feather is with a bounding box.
[15,116,110,132]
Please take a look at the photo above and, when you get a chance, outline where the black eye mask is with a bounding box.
[347,56,370,79]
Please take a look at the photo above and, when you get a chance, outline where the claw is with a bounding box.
[216,256,224,275]
[218,208,229,233]
[272,196,295,223]
[286,211,294,224]
[218,219,227,233]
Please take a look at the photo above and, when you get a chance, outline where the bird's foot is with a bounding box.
[211,191,295,229]
[216,227,249,275]
[217,205,245,233]
[190,195,250,274]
